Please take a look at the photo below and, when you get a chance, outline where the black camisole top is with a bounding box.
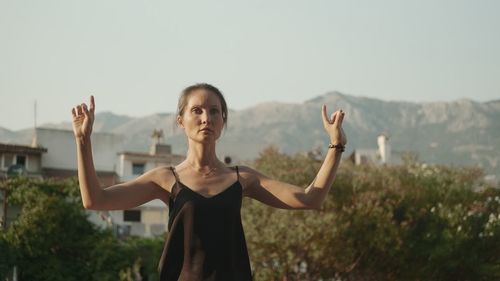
[158,166,252,281]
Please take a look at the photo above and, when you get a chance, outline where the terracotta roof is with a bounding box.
[0,143,47,154]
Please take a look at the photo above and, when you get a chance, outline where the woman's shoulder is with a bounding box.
[144,165,177,193]
[148,165,176,177]
[233,165,260,190]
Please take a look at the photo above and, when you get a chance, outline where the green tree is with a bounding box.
[0,177,135,281]
[2,148,499,280]
[242,146,500,280]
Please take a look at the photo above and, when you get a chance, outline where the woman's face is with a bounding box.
[177,89,224,143]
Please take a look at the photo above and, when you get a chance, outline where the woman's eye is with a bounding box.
[192,108,202,114]
[210,108,220,114]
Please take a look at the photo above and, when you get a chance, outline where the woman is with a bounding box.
[71,83,347,281]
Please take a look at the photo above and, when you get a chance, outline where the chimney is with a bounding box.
[377,134,391,164]
[150,129,171,155]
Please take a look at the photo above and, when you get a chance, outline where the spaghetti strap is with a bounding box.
[169,166,180,182]
[169,166,181,200]
[235,165,240,181]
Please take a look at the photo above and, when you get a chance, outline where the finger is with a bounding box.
[321,105,330,126]
[337,110,345,127]
[89,95,95,112]
[76,105,84,116]
[71,107,77,118]
[331,111,341,126]
[81,103,89,117]
[330,112,337,124]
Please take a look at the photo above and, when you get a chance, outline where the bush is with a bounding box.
[242,147,500,280]
[2,148,499,280]
[0,177,161,281]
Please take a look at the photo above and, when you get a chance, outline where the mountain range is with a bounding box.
[2,92,499,180]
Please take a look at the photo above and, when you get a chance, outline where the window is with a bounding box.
[132,163,145,175]
[115,224,131,238]
[123,210,141,222]
[16,155,26,167]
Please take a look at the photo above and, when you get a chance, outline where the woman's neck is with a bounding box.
[185,140,220,168]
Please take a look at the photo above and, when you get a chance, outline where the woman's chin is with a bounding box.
[190,136,219,144]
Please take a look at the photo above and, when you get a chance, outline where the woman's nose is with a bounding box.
[201,111,210,124]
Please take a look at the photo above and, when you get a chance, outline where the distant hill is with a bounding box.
[1,92,499,179]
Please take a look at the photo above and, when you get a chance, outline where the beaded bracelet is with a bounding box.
[328,143,345,152]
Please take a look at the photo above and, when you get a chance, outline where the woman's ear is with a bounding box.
[176,115,184,128]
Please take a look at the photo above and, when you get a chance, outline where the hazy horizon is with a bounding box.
[1,0,499,130]
[2,91,498,132]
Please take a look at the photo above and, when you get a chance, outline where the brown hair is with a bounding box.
[177,83,228,127]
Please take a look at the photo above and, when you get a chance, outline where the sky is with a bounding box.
[1,0,499,131]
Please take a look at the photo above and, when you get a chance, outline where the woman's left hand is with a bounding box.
[322,105,347,146]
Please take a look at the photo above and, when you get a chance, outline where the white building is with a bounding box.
[35,128,123,185]
[0,143,47,178]
[4,127,184,238]
[91,129,184,238]
[0,143,47,229]
[351,133,403,166]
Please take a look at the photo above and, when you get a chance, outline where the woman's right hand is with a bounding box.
[71,96,95,139]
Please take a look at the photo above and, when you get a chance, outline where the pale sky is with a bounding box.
[1,0,499,131]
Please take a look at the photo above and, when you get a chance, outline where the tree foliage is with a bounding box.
[1,147,499,280]
[242,146,500,281]
[0,177,162,281]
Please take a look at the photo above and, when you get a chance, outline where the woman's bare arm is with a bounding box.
[241,149,342,209]
[73,96,171,210]
[242,105,347,209]
[76,137,170,210]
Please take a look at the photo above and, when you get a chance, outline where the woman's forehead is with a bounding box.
[186,89,221,107]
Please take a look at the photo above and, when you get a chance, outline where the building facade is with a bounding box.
[1,128,184,237]
[0,143,47,229]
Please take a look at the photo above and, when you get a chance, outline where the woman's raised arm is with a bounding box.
[242,105,347,209]
[72,96,171,210]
